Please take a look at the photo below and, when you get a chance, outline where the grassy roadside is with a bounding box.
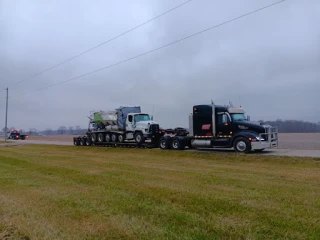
[0,140,14,144]
[0,145,319,239]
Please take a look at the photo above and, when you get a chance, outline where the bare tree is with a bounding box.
[28,128,38,136]
[58,126,67,135]
[45,128,53,135]
[69,126,74,135]
[75,125,81,134]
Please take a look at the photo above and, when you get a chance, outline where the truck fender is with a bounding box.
[231,131,258,146]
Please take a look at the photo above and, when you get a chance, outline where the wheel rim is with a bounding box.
[106,134,110,142]
[91,135,95,142]
[119,135,123,142]
[136,135,141,142]
[160,140,166,148]
[112,135,116,142]
[236,141,247,152]
[172,140,179,149]
[98,134,103,142]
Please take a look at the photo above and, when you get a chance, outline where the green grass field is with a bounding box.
[0,145,319,239]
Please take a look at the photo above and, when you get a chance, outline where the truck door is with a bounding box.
[214,112,232,147]
[126,115,135,132]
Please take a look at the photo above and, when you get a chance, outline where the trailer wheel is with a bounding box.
[105,134,111,142]
[98,133,104,143]
[111,133,118,142]
[171,137,185,150]
[91,133,97,143]
[85,138,92,146]
[134,132,145,144]
[118,134,125,143]
[159,136,171,149]
[80,138,85,146]
[233,137,251,153]
[74,138,79,146]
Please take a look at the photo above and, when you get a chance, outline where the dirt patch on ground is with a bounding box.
[277,133,320,149]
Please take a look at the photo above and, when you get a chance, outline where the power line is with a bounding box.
[6,0,193,88]
[10,0,287,99]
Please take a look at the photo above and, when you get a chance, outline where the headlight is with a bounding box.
[256,136,265,141]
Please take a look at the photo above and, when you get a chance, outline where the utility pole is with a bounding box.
[4,88,8,142]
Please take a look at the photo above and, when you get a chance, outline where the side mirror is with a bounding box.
[247,115,250,121]
[150,115,153,120]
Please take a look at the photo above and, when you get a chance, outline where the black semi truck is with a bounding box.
[74,101,278,153]
[159,101,278,153]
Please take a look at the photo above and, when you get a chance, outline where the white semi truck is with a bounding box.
[85,106,161,145]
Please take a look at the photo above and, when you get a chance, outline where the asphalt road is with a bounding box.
[1,139,319,158]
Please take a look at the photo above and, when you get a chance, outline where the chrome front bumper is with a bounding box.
[251,127,278,150]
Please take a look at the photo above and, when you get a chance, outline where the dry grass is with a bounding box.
[0,140,15,144]
[0,145,319,239]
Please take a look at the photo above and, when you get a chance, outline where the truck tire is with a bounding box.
[171,137,185,150]
[80,138,85,146]
[85,138,92,146]
[74,138,79,146]
[159,136,171,149]
[98,133,104,143]
[187,140,194,149]
[91,133,97,143]
[118,134,125,143]
[233,137,251,153]
[134,132,145,144]
[111,133,118,142]
[105,133,111,142]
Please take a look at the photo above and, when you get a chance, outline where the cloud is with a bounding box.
[0,0,319,131]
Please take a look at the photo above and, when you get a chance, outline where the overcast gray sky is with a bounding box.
[0,0,319,131]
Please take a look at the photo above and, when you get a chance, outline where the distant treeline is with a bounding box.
[259,120,320,133]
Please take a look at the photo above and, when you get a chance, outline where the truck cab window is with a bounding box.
[217,113,230,124]
[230,113,246,121]
[222,114,228,123]
[134,114,151,122]
[128,115,133,122]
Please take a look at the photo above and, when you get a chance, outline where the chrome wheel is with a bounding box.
[160,140,167,149]
[236,140,247,152]
[172,140,179,149]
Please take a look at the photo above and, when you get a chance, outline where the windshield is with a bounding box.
[134,114,151,122]
[231,113,247,121]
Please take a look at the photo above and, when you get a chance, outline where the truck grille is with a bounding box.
[149,124,160,133]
